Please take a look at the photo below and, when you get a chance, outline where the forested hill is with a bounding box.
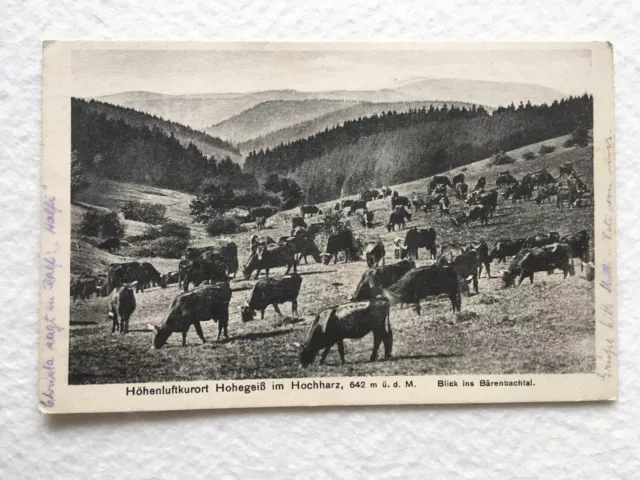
[71,99,249,194]
[75,98,241,162]
[244,96,593,203]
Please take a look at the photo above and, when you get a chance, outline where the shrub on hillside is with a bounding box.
[158,221,190,239]
[539,144,556,155]
[205,216,244,236]
[80,209,125,239]
[491,153,515,165]
[121,200,167,225]
[129,236,188,259]
[521,151,536,160]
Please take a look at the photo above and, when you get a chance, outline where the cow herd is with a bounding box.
[72,162,593,368]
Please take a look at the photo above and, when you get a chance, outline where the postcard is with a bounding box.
[40,41,616,413]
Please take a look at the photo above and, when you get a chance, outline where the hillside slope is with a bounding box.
[238,101,480,154]
[205,99,359,144]
[78,99,241,162]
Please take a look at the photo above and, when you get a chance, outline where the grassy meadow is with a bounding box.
[69,139,595,384]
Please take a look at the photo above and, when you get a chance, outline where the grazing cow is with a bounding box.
[384,265,461,315]
[559,163,575,176]
[560,230,590,269]
[391,195,411,209]
[349,200,368,216]
[455,182,469,200]
[386,208,411,232]
[141,262,165,289]
[286,234,322,265]
[351,260,416,301]
[465,241,491,279]
[400,227,437,260]
[496,171,517,188]
[466,205,490,226]
[299,298,392,366]
[475,176,486,190]
[300,205,323,217]
[438,244,480,294]
[556,186,577,209]
[452,173,465,185]
[182,251,229,291]
[535,184,559,204]
[291,216,308,230]
[360,189,380,202]
[162,271,181,285]
[108,262,147,293]
[340,199,355,209]
[72,275,99,302]
[240,274,302,322]
[511,182,534,202]
[109,284,136,334]
[321,230,356,265]
[249,234,276,254]
[183,243,237,277]
[422,195,443,213]
[255,216,266,230]
[489,238,525,263]
[98,237,120,253]
[430,175,452,190]
[439,196,451,216]
[365,240,386,268]
[502,243,574,287]
[243,242,297,280]
[523,232,561,249]
[532,169,556,187]
[469,190,498,217]
[149,283,232,348]
[411,197,425,210]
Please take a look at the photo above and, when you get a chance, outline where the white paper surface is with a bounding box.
[1,0,639,478]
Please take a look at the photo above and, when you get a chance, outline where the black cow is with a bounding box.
[149,282,232,347]
[391,195,411,209]
[496,171,517,188]
[475,176,486,190]
[300,298,392,367]
[300,205,323,217]
[560,230,590,270]
[400,227,437,260]
[348,200,368,216]
[98,237,120,253]
[306,223,323,236]
[291,216,308,230]
[470,190,498,217]
[283,234,322,265]
[141,262,165,289]
[162,271,181,285]
[467,241,491,279]
[523,232,561,249]
[422,195,443,213]
[489,238,525,263]
[321,230,356,265]
[455,182,469,200]
[243,242,297,280]
[430,176,452,190]
[502,243,575,287]
[340,199,355,209]
[438,244,480,294]
[384,265,461,316]
[182,251,229,292]
[386,208,411,232]
[365,241,386,268]
[107,262,147,293]
[360,189,380,202]
[109,284,136,334]
[240,274,302,322]
[358,211,374,228]
[452,173,465,185]
[351,260,416,301]
[466,205,490,226]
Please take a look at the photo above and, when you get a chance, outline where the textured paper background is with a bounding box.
[2,1,639,478]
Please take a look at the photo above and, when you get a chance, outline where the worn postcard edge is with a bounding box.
[38,41,617,414]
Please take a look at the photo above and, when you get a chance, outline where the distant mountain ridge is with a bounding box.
[238,100,483,154]
[91,77,567,131]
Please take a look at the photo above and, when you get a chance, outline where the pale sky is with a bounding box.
[72,48,592,98]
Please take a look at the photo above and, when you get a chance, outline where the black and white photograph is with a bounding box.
[40,42,616,413]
